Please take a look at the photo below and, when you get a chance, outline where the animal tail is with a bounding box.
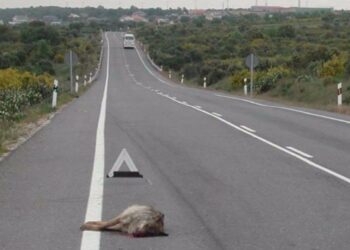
[80,218,121,231]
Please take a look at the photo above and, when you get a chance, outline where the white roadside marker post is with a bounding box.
[244,78,248,96]
[89,72,92,83]
[169,70,172,79]
[203,77,207,88]
[338,82,342,106]
[84,75,87,86]
[52,79,58,109]
[181,74,184,84]
[75,75,79,93]
[160,65,163,72]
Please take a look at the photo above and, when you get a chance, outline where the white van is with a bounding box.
[123,33,135,49]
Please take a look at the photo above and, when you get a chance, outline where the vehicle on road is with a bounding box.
[123,33,135,49]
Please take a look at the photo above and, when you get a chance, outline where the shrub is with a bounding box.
[0,68,53,120]
[230,70,250,89]
[54,53,64,63]
[320,54,346,78]
[255,66,290,93]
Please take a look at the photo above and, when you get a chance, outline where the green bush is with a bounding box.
[230,70,250,89]
[0,68,53,120]
[255,66,290,93]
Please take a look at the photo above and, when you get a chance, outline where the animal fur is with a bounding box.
[80,205,165,237]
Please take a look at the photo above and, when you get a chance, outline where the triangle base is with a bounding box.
[107,171,143,178]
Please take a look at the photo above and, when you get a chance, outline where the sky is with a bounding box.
[0,0,348,10]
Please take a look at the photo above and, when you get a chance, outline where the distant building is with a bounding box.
[250,5,333,14]
[9,15,29,25]
[120,12,148,23]
[50,21,62,26]
[205,10,227,20]
[230,9,256,16]
[251,6,287,13]
[43,15,59,24]
[131,11,148,22]
[132,11,146,17]
[68,13,80,19]
[155,17,170,24]
[120,15,134,22]
[293,7,334,13]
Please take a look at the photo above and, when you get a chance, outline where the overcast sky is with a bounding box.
[0,0,348,10]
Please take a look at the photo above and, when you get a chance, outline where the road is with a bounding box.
[1,32,350,250]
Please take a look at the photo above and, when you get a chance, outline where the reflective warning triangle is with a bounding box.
[107,149,142,178]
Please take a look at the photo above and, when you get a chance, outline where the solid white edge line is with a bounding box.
[215,94,350,125]
[212,112,223,117]
[134,43,174,87]
[155,93,350,185]
[286,146,313,159]
[240,125,256,133]
[80,33,110,250]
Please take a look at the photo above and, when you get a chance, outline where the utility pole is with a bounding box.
[69,50,73,93]
[298,0,301,8]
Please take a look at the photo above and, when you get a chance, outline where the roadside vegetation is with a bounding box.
[0,21,101,155]
[135,11,350,110]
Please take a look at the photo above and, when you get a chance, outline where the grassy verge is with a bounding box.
[0,91,73,156]
[0,82,94,158]
[209,77,350,115]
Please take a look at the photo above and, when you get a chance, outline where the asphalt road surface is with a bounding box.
[1,32,350,250]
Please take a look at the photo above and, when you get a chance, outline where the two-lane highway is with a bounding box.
[1,32,350,250]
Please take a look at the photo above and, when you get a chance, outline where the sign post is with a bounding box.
[245,54,259,97]
[64,50,79,93]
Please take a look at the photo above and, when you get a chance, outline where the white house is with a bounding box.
[9,15,29,25]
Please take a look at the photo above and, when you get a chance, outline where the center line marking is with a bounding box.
[240,125,256,133]
[151,92,350,185]
[286,146,313,159]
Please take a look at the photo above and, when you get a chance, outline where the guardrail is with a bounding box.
[146,53,162,72]
[90,31,104,83]
[138,41,163,72]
